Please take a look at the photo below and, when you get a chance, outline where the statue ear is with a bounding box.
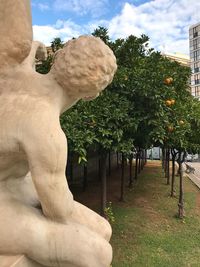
[0,0,33,69]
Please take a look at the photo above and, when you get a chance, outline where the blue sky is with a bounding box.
[32,0,200,55]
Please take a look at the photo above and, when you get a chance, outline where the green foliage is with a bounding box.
[36,37,64,74]
[92,26,110,45]
[36,54,53,74]
[87,90,135,153]
[37,29,200,161]
[51,37,64,52]
[104,202,115,224]
[60,101,97,163]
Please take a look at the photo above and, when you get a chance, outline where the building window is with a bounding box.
[194,62,200,73]
[193,26,198,38]
[194,74,200,85]
[193,51,199,61]
[193,39,198,50]
[194,32,198,38]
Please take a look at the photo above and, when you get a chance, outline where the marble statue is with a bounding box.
[0,1,117,266]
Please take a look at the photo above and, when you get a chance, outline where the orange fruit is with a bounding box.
[167,126,174,132]
[170,99,175,105]
[165,100,172,106]
[164,77,173,85]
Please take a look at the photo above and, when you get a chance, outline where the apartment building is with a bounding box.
[189,22,200,99]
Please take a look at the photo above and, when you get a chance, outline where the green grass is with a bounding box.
[110,161,200,267]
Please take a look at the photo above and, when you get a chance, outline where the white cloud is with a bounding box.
[53,0,109,17]
[33,0,200,54]
[107,0,200,54]
[33,20,82,45]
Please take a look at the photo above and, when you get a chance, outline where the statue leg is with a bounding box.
[11,176,112,242]
[71,201,112,241]
[0,196,112,267]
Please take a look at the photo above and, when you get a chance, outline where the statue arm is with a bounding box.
[24,125,73,223]
[0,0,33,69]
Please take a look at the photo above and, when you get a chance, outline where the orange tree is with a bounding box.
[39,31,200,219]
[60,28,137,214]
[61,86,136,214]
[147,56,200,218]
[118,42,199,218]
[110,33,156,183]
[37,31,138,214]
[163,96,200,218]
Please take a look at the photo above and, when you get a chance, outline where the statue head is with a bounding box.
[50,35,117,100]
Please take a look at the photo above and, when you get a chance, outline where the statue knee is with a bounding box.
[93,215,112,242]
[102,219,112,241]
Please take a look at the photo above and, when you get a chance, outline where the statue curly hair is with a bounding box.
[50,35,117,99]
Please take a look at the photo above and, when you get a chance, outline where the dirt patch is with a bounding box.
[134,196,166,223]
[71,160,166,220]
[72,166,128,211]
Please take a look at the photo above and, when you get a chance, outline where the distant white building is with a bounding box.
[147,147,161,160]
[162,52,190,67]
[189,22,200,99]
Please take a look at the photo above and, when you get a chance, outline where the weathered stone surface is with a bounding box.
[0,255,44,267]
[0,1,117,266]
[0,0,32,69]
[51,35,117,99]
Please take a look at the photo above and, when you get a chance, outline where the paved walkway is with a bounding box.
[184,162,200,189]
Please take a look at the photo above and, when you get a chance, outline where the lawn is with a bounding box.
[73,161,200,267]
[111,161,200,267]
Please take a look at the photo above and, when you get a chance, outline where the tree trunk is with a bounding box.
[108,151,111,176]
[171,152,176,197]
[170,149,178,197]
[164,148,167,175]
[120,153,125,201]
[138,150,141,174]
[178,161,184,218]
[100,151,108,217]
[135,152,139,180]
[129,154,133,188]
[177,151,186,219]
[141,150,144,170]
[166,149,170,185]
[82,164,88,192]
[98,155,101,180]
[143,150,146,166]
[117,152,119,169]
[164,148,167,177]
[145,150,147,164]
